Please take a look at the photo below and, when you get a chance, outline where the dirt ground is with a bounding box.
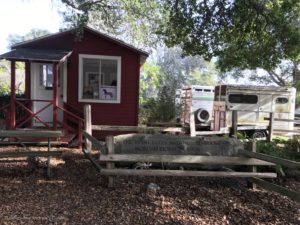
[0,146,299,225]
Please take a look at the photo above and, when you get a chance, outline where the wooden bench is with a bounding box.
[102,136,278,186]
[82,132,276,186]
[0,130,62,177]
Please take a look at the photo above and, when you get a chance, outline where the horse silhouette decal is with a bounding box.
[102,89,114,99]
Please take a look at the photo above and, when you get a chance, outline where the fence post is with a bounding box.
[267,112,274,142]
[84,104,92,151]
[10,60,16,130]
[190,107,196,137]
[231,110,238,138]
[247,141,257,189]
[106,135,115,187]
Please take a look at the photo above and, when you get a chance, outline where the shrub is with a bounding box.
[256,138,300,176]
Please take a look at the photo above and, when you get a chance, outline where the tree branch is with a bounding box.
[266,70,286,86]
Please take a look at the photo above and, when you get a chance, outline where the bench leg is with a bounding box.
[47,137,51,178]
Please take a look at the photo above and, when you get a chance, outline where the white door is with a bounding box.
[31,63,65,126]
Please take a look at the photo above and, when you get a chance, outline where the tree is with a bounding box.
[1,29,51,94]
[60,0,162,49]
[7,28,50,49]
[139,62,160,105]
[156,47,217,88]
[160,0,300,86]
[139,47,218,124]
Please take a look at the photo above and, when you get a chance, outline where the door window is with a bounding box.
[39,64,53,89]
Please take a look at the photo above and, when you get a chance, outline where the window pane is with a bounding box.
[229,94,257,104]
[46,66,53,87]
[82,58,100,99]
[39,64,53,88]
[100,59,118,100]
[275,97,288,104]
[229,94,243,103]
[79,55,120,102]
[101,59,117,86]
[244,95,257,104]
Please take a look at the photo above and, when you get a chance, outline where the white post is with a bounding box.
[106,135,115,187]
[190,107,196,137]
[84,104,92,151]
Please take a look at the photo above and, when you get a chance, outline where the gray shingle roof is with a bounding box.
[0,48,71,62]
[11,26,149,57]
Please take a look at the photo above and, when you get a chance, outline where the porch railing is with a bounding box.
[16,98,53,129]
[0,98,84,147]
[57,105,84,147]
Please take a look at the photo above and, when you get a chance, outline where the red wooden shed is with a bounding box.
[0,26,149,145]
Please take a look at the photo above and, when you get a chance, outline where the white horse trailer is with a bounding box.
[211,85,296,138]
[180,85,215,127]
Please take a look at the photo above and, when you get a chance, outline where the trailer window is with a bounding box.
[204,89,212,92]
[195,88,203,92]
[229,94,258,104]
[275,97,288,104]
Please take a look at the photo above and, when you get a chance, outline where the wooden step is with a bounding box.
[60,133,77,145]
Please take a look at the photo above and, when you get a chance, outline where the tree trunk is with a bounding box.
[292,61,300,108]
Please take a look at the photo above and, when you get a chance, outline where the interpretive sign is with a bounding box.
[108,134,243,156]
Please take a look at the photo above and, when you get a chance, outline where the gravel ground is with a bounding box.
[0,147,299,225]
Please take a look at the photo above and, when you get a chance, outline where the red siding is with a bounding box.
[67,32,140,128]
[15,33,75,50]
[17,29,142,139]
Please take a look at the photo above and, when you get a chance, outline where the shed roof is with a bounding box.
[12,26,149,57]
[0,48,71,62]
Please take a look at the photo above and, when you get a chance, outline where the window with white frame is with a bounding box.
[78,54,121,103]
[39,64,53,89]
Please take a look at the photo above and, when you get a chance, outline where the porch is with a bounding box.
[0,48,84,147]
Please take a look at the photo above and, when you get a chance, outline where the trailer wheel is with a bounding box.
[251,130,267,139]
[195,109,210,123]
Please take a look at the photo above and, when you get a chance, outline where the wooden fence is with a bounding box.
[82,105,300,202]
[82,131,300,202]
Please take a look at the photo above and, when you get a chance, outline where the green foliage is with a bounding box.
[139,61,176,124]
[161,0,300,70]
[190,63,217,86]
[156,47,218,88]
[160,0,300,86]
[139,86,176,124]
[61,0,162,49]
[156,86,176,121]
[0,83,10,95]
[0,82,25,120]
[139,48,218,124]
[257,138,300,162]
[139,62,160,105]
[256,137,300,176]
[236,131,246,140]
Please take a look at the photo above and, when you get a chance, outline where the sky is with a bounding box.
[0,0,62,53]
